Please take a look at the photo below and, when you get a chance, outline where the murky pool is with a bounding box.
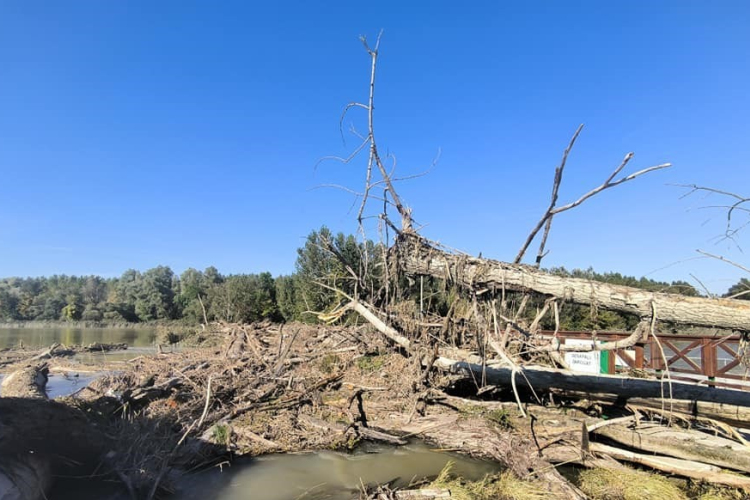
[174,442,500,500]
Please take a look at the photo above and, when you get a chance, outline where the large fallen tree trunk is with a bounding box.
[396,233,750,331]
[436,358,750,407]
[558,391,750,429]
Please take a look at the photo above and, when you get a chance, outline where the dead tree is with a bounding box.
[318,34,750,495]
[323,33,750,353]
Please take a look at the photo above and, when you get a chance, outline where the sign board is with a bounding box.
[564,338,602,374]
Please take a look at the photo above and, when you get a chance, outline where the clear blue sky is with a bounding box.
[1,1,749,294]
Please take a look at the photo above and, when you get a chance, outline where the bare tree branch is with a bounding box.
[689,273,714,298]
[678,184,750,244]
[516,124,583,265]
[339,102,369,144]
[515,135,671,265]
[697,250,750,275]
[551,162,670,215]
[358,31,413,232]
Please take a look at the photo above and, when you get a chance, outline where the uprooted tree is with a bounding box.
[314,32,750,493]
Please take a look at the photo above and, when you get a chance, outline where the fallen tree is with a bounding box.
[313,33,750,495]
[591,422,750,474]
[396,232,750,331]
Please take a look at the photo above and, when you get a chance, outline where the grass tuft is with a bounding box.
[578,467,685,500]
[429,461,546,500]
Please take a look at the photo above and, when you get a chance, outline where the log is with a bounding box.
[397,233,750,331]
[83,342,128,352]
[435,357,750,408]
[125,377,182,406]
[560,392,750,429]
[1,364,48,399]
[590,442,750,490]
[395,489,451,499]
[30,343,74,360]
[298,414,407,445]
[592,423,750,474]
[629,398,750,429]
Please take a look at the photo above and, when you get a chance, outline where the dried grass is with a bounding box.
[429,462,546,500]
[578,466,685,500]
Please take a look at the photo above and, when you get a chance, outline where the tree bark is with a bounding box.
[557,391,750,428]
[435,357,750,407]
[396,233,750,331]
[592,423,750,474]
[589,442,750,489]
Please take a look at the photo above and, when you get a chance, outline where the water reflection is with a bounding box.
[0,327,158,349]
[176,443,500,500]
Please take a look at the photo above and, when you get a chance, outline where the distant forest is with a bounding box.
[0,226,747,330]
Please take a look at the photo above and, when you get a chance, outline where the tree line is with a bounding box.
[0,226,745,329]
[0,227,381,325]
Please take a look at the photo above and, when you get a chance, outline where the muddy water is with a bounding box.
[0,327,159,398]
[175,443,500,500]
[45,370,106,398]
[0,326,158,349]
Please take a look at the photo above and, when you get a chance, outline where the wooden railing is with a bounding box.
[541,330,749,391]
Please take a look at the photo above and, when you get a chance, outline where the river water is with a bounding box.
[174,443,499,500]
[50,442,500,500]
[0,326,158,349]
[0,326,159,398]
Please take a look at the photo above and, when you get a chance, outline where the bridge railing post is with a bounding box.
[701,338,717,388]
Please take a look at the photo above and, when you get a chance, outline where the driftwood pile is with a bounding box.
[308,33,750,498]
[1,319,750,499]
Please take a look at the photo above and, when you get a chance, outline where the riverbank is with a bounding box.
[1,322,749,499]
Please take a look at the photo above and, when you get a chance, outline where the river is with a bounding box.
[0,326,158,349]
[0,326,160,398]
[51,442,500,500]
[175,444,499,500]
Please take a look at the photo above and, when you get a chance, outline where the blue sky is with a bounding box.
[1,1,749,294]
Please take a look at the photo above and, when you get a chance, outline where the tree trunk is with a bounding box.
[396,233,750,331]
[0,364,48,399]
[589,442,750,489]
[435,357,750,407]
[556,391,750,428]
[592,423,750,474]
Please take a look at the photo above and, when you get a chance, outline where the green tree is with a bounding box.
[0,288,19,320]
[275,274,300,321]
[136,266,177,321]
[726,278,750,300]
[61,294,82,321]
[177,268,210,323]
[209,273,279,323]
[293,227,384,322]
[115,269,142,322]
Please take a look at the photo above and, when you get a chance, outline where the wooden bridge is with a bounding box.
[541,330,749,391]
